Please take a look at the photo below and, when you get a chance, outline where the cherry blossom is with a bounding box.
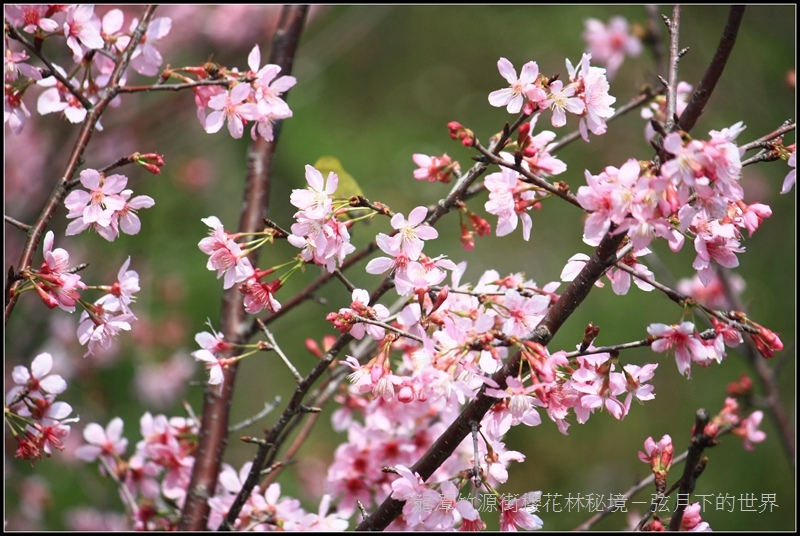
[97,257,140,314]
[198,216,255,289]
[75,417,128,466]
[4,4,60,33]
[31,231,86,312]
[290,164,338,218]
[583,17,642,79]
[77,304,136,357]
[128,16,173,76]
[488,58,544,114]
[733,411,766,451]
[543,79,585,128]
[63,5,104,61]
[203,83,259,139]
[4,88,31,134]
[64,169,127,237]
[498,491,544,531]
[9,352,66,401]
[781,151,796,194]
[412,153,459,183]
[648,322,708,377]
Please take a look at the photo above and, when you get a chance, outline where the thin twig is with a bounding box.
[257,320,303,382]
[663,6,682,134]
[229,397,282,433]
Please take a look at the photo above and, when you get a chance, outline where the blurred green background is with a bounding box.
[4,5,795,531]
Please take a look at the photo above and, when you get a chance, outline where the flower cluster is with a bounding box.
[76,257,141,357]
[198,45,296,141]
[324,263,659,528]
[64,169,154,242]
[5,6,172,134]
[75,413,198,530]
[24,231,87,312]
[576,123,771,287]
[488,54,616,141]
[288,164,357,273]
[6,353,77,465]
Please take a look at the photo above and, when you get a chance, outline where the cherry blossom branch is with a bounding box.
[738,120,795,153]
[549,87,661,153]
[717,269,796,465]
[4,6,156,324]
[356,229,627,530]
[220,330,355,530]
[115,78,243,93]
[677,6,745,133]
[643,5,667,79]
[257,320,303,382]
[4,22,94,110]
[561,337,654,358]
[178,5,309,531]
[475,142,583,209]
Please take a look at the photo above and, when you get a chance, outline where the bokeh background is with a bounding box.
[5,5,795,531]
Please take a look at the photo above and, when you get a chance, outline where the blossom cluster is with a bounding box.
[17,231,141,357]
[322,263,660,529]
[287,164,357,273]
[74,413,348,530]
[6,352,77,466]
[196,45,296,141]
[5,5,172,134]
[488,53,616,142]
[64,169,155,242]
[75,414,197,530]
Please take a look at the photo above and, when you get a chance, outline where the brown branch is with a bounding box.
[667,409,714,531]
[178,5,309,531]
[4,6,157,324]
[677,6,746,133]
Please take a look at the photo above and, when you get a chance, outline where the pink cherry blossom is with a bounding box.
[781,151,795,194]
[64,169,127,237]
[63,5,104,61]
[9,352,67,401]
[488,58,543,114]
[583,17,642,79]
[32,231,86,312]
[198,216,255,289]
[734,411,766,451]
[4,88,31,134]
[77,304,136,357]
[388,206,438,261]
[499,491,544,531]
[75,417,128,465]
[648,322,708,377]
[204,83,259,139]
[5,5,60,33]
[543,79,585,127]
[290,164,338,218]
[128,16,172,76]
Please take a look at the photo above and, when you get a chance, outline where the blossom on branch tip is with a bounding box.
[488,58,545,114]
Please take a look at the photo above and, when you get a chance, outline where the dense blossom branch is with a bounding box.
[179,5,309,531]
[4,6,156,323]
